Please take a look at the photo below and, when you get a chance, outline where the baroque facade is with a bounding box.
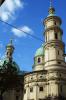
[23,3,66,100]
[0,1,66,100]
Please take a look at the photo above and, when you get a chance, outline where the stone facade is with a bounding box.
[23,5,66,100]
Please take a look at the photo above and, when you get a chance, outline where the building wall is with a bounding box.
[23,69,66,100]
[23,71,47,100]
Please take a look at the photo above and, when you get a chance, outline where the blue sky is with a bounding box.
[0,0,66,71]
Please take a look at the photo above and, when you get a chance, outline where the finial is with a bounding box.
[10,38,13,45]
[10,39,12,45]
[49,0,55,15]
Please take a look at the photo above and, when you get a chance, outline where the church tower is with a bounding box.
[44,0,65,70]
[43,0,66,99]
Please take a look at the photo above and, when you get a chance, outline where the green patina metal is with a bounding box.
[0,57,20,74]
[35,44,44,57]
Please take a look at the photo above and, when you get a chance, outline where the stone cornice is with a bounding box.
[44,59,65,64]
[32,63,44,69]
[34,55,44,59]
[44,16,62,25]
[44,25,63,35]
[47,68,66,74]
[44,64,66,70]
[47,77,66,82]
[44,40,65,49]
[24,70,47,76]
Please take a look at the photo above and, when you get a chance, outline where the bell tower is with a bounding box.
[44,0,65,70]
[43,0,66,99]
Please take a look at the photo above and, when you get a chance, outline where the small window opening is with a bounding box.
[58,62,61,64]
[54,22,56,25]
[58,50,59,55]
[30,87,33,92]
[55,33,58,39]
[39,87,43,91]
[38,58,41,63]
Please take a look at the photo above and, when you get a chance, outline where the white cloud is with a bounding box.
[0,0,24,21]
[12,26,34,37]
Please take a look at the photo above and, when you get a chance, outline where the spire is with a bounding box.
[6,39,14,61]
[48,0,55,15]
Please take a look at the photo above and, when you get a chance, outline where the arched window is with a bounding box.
[55,33,58,39]
[58,50,59,55]
[38,58,41,63]
[54,22,56,25]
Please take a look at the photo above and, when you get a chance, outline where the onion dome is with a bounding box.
[0,57,20,73]
[48,7,55,17]
[0,40,20,74]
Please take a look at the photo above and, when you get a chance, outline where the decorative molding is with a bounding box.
[44,40,65,50]
[44,59,65,64]
[44,25,63,35]
[44,16,62,25]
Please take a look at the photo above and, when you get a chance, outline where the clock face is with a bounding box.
[0,0,5,6]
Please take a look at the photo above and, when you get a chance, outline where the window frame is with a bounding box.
[30,87,33,92]
[39,86,43,92]
[37,57,41,63]
[55,33,58,39]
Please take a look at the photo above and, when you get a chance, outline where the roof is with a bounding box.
[35,44,44,57]
[0,57,20,73]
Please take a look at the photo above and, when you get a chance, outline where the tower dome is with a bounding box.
[33,44,44,71]
[35,44,44,57]
[0,58,20,73]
